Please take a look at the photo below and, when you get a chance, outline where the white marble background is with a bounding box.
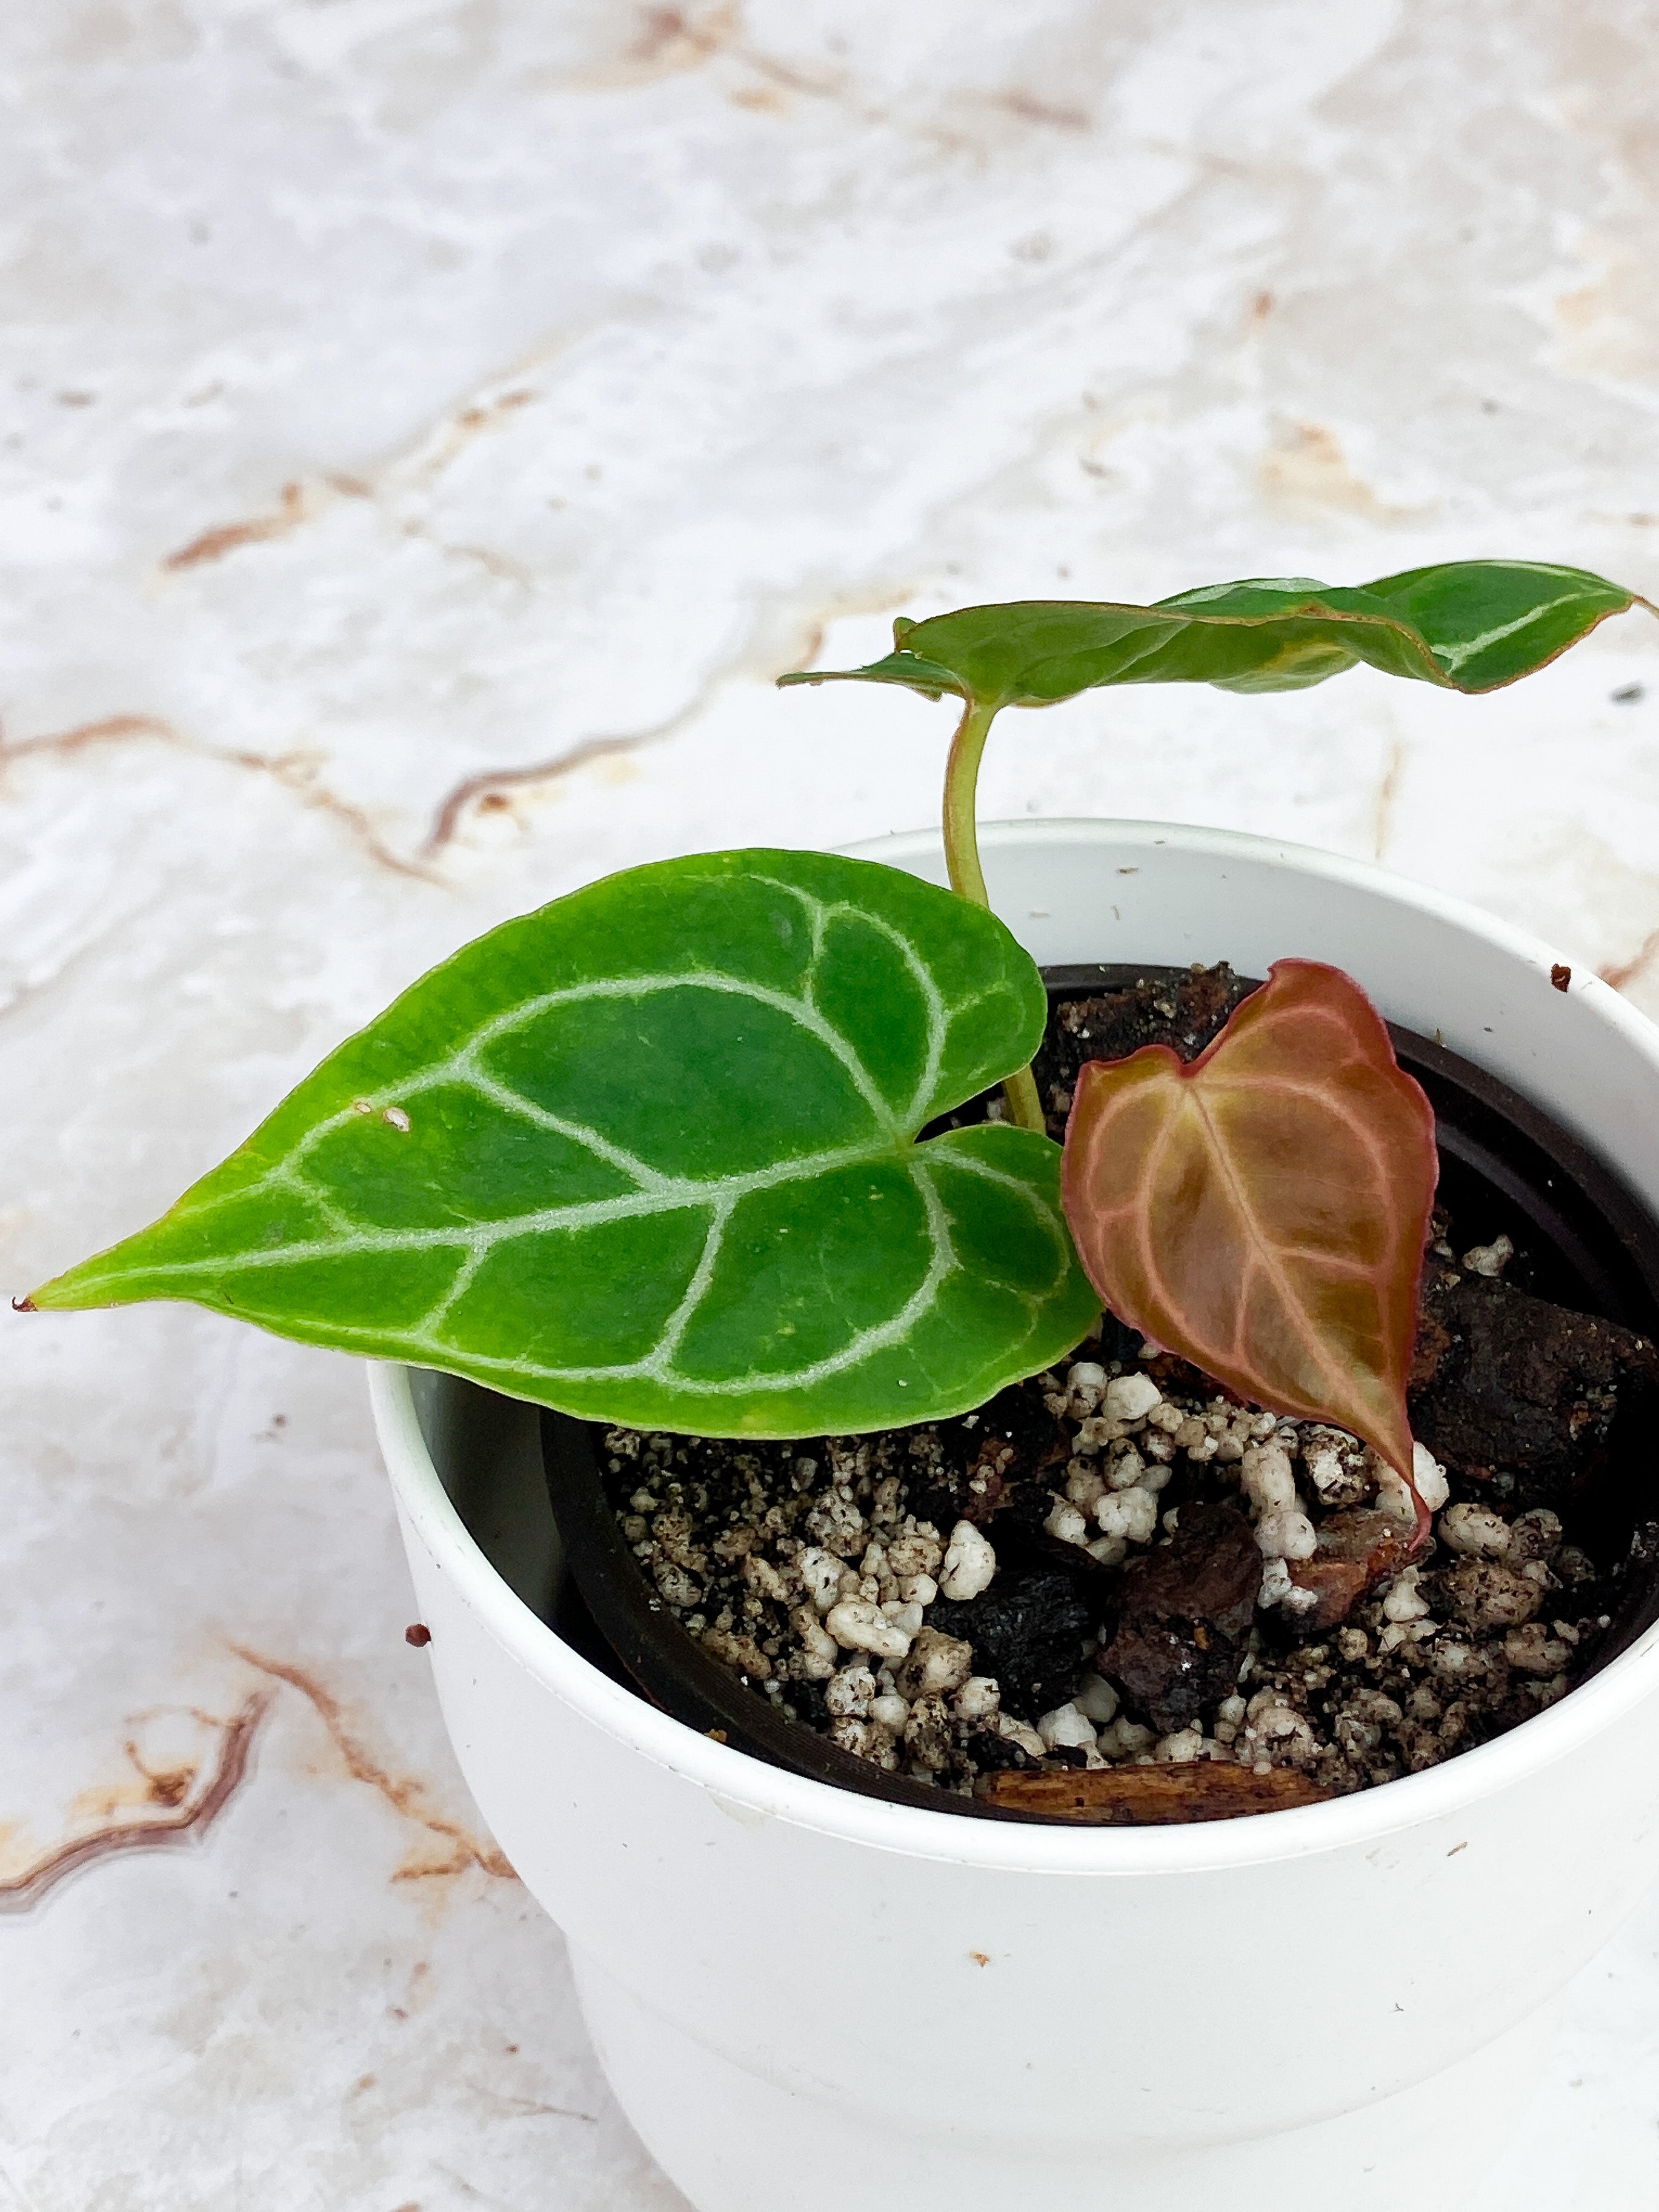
[5,3,1659,2205]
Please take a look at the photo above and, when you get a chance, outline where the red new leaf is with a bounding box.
[1061,960,1437,1495]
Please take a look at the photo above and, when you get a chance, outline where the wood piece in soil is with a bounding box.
[976,1762,1332,1824]
[1097,1499,1261,1734]
[1286,1507,1418,1629]
[928,1569,1094,1720]
[1410,1263,1659,1506]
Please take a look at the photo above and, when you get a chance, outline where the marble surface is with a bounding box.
[5,2,1659,2204]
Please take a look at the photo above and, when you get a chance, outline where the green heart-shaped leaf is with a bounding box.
[28,851,1100,1435]
[780,560,1646,707]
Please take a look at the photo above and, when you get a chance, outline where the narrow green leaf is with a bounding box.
[779,561,1647,709]
[30,851,1100,1436]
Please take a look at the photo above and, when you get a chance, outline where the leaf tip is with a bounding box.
[11,1294,36,1314]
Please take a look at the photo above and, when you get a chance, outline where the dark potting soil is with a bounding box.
[599,968,1659,1808]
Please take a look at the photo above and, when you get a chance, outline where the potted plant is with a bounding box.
[22,561,1659,2212]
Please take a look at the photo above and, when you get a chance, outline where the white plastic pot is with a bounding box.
[372,819,1659,2212]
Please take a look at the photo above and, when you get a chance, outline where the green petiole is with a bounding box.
[943,696,1046,1136]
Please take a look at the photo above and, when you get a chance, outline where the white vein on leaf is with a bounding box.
[1432,589,1582,675]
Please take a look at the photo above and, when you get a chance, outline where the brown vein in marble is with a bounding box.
[0,714,437,883]
[391,388,542,500]
[164,480,321,571]
[627,4,740,80]
[1372,735,1406,860]
[462,2079,599,2124]
[1600,924,1659,990]
[0,1693,270,1915]
[1260,419,1437,523]
[421,731,655,854]
[494,2098,598,2122]
[995,89,1089,131]
[564,5,995,150]
[623,7,842,101]
[155,387,540,581]
[419,608,833,856]
[609,6,1085,154]
[130,342,904,865]
[228,1645,516,1884]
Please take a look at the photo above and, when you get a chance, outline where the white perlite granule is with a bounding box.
[824,1599,913,1661]
[939,1518,997,1601]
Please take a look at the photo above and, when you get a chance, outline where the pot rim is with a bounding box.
[375,815,1659,1876]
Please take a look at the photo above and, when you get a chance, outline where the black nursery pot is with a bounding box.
[537,965,1659,1821]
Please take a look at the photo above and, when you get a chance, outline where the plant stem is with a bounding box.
[943,696,1048,1136]
[942,697,997,910]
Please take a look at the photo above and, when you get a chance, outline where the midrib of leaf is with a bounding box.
[407,1139,1069,1398]
[1078,1071,1388,1418]
[75,1132,1069,1401]
[1428,588,1584,675]
[1183,1083,1391,1439]
[180,963,920,1231]
[193,882,962,1228]
[87,1135,894,1277]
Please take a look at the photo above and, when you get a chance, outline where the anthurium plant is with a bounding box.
[24,561,1652,1527]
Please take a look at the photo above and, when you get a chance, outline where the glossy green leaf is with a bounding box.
[780,561,1648,708]
[28,851,1100,1435]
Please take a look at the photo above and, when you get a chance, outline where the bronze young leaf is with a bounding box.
[1060,960,1437,1498]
